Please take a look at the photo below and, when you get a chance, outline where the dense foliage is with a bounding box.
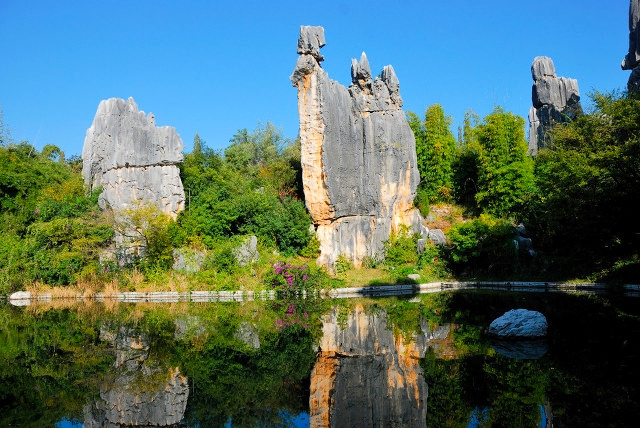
[177,123,311,256]
[1,142,113,292]
[474,107,536,218]
[525,91,640,280]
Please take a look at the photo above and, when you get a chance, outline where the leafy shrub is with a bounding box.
[117,202,174,271]
[334,254,352,277]
[265,262,340,298]
[299,233,320,259]
[202,241,239,275]
[362,253,384,269]
[443,215,517,276]
[383,226,419,267]
[414,188,431,218]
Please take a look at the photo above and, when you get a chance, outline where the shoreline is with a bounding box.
[6,281,640,305]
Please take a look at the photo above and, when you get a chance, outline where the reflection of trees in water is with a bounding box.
[422,291,640,427]
[2,291,639,427]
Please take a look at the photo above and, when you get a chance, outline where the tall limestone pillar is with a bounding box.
[291,26,422,270]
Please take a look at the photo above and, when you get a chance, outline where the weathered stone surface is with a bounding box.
[235,321,261,349]
[309,305,427,427]
[172,248,206,274]
[623,0,640,70]
[233,235,260,267]
[528,57,582,155]
[9,291,31,300]
[297,25,326,60]
[428,229,447,246]
[82,97,185,218]
[84,365,189,428]
[489,309,548,338]
[623,1,640,90]
[291,26,422,270]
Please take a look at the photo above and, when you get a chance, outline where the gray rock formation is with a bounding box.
[309,305,428,427]
[623,1,640,91]
[233,235,260,267]
[234,321,261,349]
[428,229,447,246]
[172,247,206,274]
[291,26,422,270]
[489,309,548,338]
[528,57,582,155]
[82,97,185,218]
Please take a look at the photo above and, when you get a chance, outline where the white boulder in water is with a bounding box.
[489,309,548,338]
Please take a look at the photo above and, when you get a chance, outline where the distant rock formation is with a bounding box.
[309,305,428,427]
[528,56,582,155]
[623,0,640,91]
[291,26,422,269]
[82,97,185,218]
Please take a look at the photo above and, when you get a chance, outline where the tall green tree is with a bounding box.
[408,104,458,202]
[0,105,11,147]
[475,107,535,218]
[224,122,290,173]
[528,91,640,279]
[453,110,482,210]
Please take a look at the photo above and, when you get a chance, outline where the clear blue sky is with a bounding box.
[0,0,630,157]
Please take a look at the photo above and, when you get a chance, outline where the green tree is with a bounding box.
[408,104,458,202]
[193,133,203,154]
[0,105,11,147]
[453,110,482,210]
[117,202,175,270]
[224,122,290,173]
[177,123,311,256]
[527,91,640,279]
[475,108,535,218]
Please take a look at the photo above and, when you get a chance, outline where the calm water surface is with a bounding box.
[1,290,638,427]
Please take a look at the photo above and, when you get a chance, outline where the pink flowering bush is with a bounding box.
[275,303,310,330]
[266,262,315,298]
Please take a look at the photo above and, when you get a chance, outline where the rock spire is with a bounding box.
[291,26,422,269]
[623,0,640,91]
[528,56,582,155]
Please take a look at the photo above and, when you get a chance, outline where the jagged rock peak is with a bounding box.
[623,0,640,70]
[82,97,183,176]
[297,25,326,61]
[351,52,372,87]
[528,57,582,155]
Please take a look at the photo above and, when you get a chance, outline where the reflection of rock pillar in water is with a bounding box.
[84,324,189,427]
[309,305,428,428]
